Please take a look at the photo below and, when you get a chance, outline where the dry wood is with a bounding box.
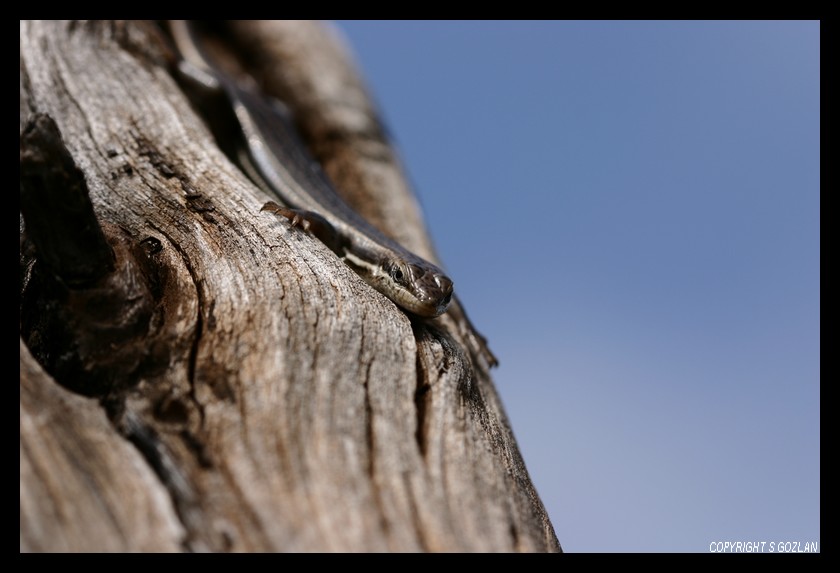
[19,20,560,552]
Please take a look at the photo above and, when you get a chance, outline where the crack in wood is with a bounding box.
[401,469,430,552]
[413,339,431,459]
[361,358,390,540]
[149,225,208,429]
[121,410,206,551]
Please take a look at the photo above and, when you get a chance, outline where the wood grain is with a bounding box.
[19,20,560,552]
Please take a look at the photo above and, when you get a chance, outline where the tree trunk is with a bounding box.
[19,20,560,553]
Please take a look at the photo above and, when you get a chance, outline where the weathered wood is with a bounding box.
[20,340,184,552]
[19,20,560,552]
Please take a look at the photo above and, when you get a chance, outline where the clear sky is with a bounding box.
[334,21,820,553]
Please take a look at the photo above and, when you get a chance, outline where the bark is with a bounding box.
[19,20,560,553]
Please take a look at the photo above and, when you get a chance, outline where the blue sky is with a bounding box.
[335,21,820,552]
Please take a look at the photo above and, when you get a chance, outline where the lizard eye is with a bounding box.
[390,265,404,282]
